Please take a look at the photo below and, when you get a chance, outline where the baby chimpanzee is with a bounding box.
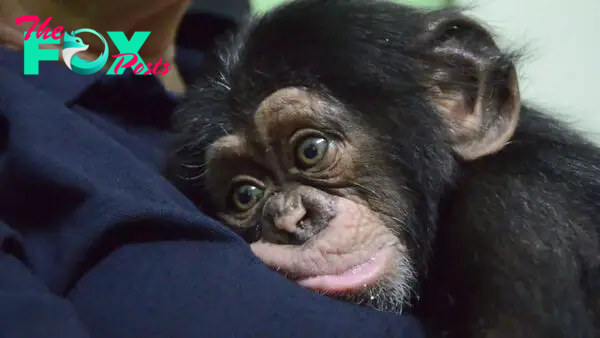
[167,1,600,337]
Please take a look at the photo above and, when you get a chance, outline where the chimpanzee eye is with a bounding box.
[295,136,329,168]
[230,183,265,211]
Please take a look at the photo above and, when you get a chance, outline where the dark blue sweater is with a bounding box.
[0,7,425,338]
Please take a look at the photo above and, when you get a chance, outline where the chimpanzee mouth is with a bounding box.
[294,246,396,293]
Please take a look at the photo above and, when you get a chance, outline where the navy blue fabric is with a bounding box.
[0,12,425,338]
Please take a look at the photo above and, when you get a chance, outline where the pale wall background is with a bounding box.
[454,0,600,143]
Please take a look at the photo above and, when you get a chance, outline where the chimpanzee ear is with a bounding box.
[415,10,521,160]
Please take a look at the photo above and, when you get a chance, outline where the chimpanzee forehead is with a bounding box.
[218,86,353,148]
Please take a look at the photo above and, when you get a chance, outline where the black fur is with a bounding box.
[166,1,600,337]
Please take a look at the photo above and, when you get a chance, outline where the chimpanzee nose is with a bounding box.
[261,186,335,245]
[272,199,307,233]
[263,191,307,235]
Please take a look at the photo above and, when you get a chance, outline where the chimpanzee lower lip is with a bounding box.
[295,247,394,293]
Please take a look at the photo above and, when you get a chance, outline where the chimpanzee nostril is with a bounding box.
[297,208,314,230]
[273,204,306,233]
